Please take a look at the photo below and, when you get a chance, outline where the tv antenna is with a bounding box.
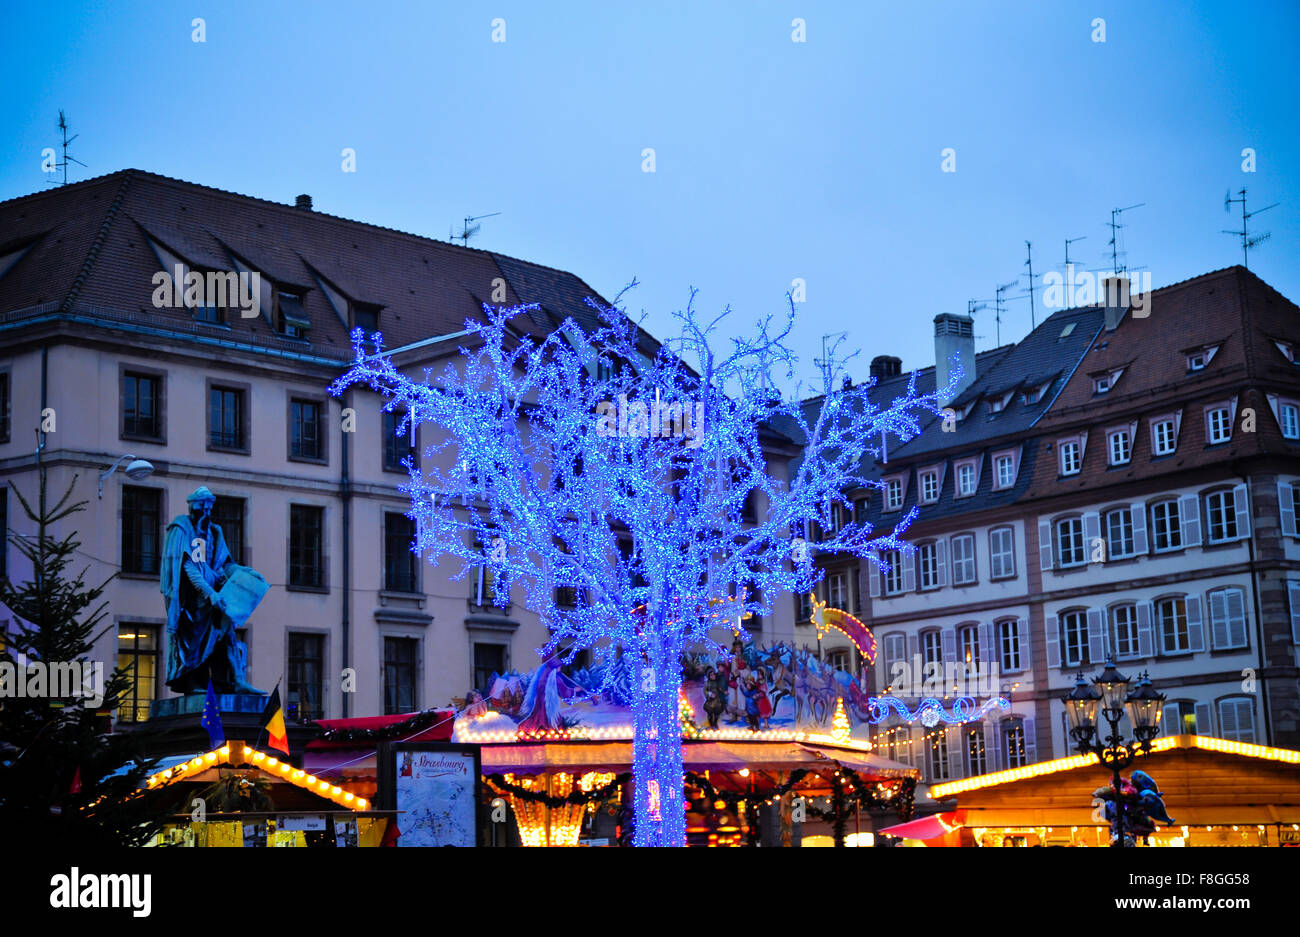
[47,110,86,186]
[993,280,1018,346]
[1222,188,1277,269]
[1106,203,1144,274]
[967,298,991,317]
[815,331,848,370]
[451,211,501,247]
[1024,241,1037,329]
[1064,235,1087,268]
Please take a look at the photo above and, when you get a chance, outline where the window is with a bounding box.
[882,549,905,596]
[208,384,247,450]
[989,527,1015,579]
[287,633,324,723]
[1111,604,1140,659]
[1059,609,1089,667]
[471,539,510,608]
[0,371,9,443]
[1055,516,1085,567]
[122,371,162,439]
[796,591,813,622]
[1208,588,1248,649]
[994,453,1016,489]
[289,505,324,589]
[1216,698,1255,743]
[950,534,976,585]
[1187,349,1211,371]
[1206,405,1232,445]
[826,648,851,674]
[121,486,161,575]
[919,470,939,504]
[918,543,940,590]
[555,584,585,609]
[1004,721,1027,769]
[1162,701,1204,737]
[1281,402,1300,440]
[827,572,846,608]
[998,619,1021,671]
[966,725,987,776]
[1104,508,1134,559]
[116,625,159,724]
[1093,375,1111,394]
[1156,597,1189,654]
[885,477,903,510]
[383,408,417,472]
[956,462,976,497]
[928,728,949,781]
[473,643,507,695]
[1058,439,1082,476]
[383,637,418,714]
[1152,418,1177,456]
[193,277,225,324]
[352,302,380,334]
[883,633,906,676]
[1108,429,1130,466]
[1150,500,1182,552]
[989,395,1006,414]
[212,496,245,565]
[277,288,309,338]
[1204,489,1239,543]
[959,624,980,665]
[384,512,418,593]
[922,630,943,667]
[290,398,324,461]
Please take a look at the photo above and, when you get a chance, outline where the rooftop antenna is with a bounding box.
[1023,241,1037,330]
[1106,203,1144,274]
[47,110,86,186]
[451,211,501,247]
[993,280,1018,346]
[814,331,848,371]
[1222,188,1277,269]
[967,298,991,317]
[1064,235,1087,268]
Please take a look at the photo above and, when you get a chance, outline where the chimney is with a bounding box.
[870,355,902,380]
[934,313,975,405]
[295,194,313,210]
[1103,274,1130,331]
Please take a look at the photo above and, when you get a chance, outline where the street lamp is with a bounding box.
[1062,660,1165,847]
[98,454,154,498]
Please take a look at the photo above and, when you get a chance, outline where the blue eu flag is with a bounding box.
[201,680,225,749]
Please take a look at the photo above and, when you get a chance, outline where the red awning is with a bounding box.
[877,810,966,841]
[307,710,455,750]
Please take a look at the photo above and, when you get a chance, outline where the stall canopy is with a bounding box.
[878,810,966,841]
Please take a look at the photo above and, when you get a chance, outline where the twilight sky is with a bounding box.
[2,0,1296,388]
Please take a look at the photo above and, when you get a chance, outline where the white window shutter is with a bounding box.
[1280,482,1297,537]
[1162,703,1180,737]
[1023,716,1036,764]
[1236,701,1256,742]
[1038,519,1053,571]
[947,727,964,780]
[1194,701,1212,737]
[1131,503,1149,554]
[906,632,919,667]
[935,538,948,587]
[1231,483,1251,540]
[901,551,916,593]
[1179,494,1202,547]
[1086,608,1107,664]
[1209,591,1229,649]
[1083,511,1101,558]
[986,720,1002,772]
[1045,616,1060,669]
[1185,594,1205,653]
[1217,700,1236,739]
[1136,601,1155,658]
[941,628,956,665]
[868,551,880,598]
[979,622,994,668]
[1016,617,1028,670]
[1289,581,1300,643]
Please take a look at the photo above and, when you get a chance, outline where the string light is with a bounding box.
[143,745,368,811]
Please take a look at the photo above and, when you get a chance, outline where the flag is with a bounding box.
[261,686,289,755]
[201,681,225,749]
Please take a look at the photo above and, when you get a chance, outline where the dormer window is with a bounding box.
[351,301,380,334]
[277,288,309,339]
[1058,434,1086,476]
[1273,340,1297,365]
[1091,368,1124,395]
[954,457,979,498]
[884,476,904,511]
[1185,344,1220,373]
[918,469,940,505]
[1023,381,1051,405]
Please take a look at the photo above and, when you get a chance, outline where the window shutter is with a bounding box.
[1179,494,1202,547]
[906,632,919,669]
[1209,591,1229,649]
[978,621,994,669]
[1193,701,1212,737]
[941,628,956,665]
[986,720,1002,772]
[1136,601,1154,658]
[1185,594,1205,653]
[1015,617,1028,671]
[1231,483,1250,540]
[1289,581,1300,643]
[1162,703,1180,737]
[1086,608,1107,664]
[1217,700,1236,740]
[1045,616,1060,668]
[1130,503,1149,554]
[1038,519,1053,571]
[1083,511,1101,559]
[947,727,964,780]
[901,551,916,593]
[1280,482,1298,537]
[1236,701,1256,742]
[935,538,948,588]
[1022,716,1036,764]
[868,551,881,598]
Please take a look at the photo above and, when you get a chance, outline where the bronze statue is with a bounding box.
[161,486,267,694]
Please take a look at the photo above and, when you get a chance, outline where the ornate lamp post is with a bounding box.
[1063,661,1165,847]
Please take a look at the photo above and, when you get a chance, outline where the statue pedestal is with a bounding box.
[150,692,267,720]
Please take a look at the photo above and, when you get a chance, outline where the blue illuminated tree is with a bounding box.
[331,290,947,846]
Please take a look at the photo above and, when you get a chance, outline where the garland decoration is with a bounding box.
[315,708,450,742]
[485,772,631,808]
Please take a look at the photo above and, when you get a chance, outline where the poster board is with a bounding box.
[390,743,482,847]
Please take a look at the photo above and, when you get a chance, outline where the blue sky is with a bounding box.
[2,0,1296,386]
